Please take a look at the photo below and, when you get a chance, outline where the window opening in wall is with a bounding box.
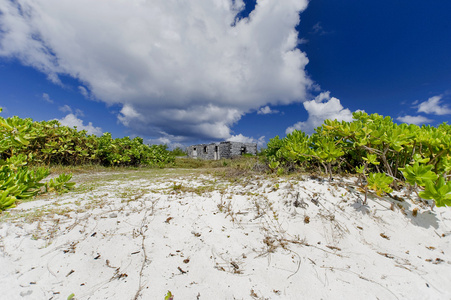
[240,146,246,155]
[204,146,208,153]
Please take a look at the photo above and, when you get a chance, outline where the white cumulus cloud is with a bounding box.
[417,95,451,115]
[57,113,103,136]
[227,134,266,148]
[0,0,311,142]
[286,91,354,134]
[396,115,432,125]
[257,106,279,115]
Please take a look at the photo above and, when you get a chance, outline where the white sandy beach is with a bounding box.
[1,169,450,300]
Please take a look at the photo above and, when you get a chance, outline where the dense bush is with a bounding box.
[9,120,174,167]
[0,110,74,210]
[265,112,451,207]
[0,109,175,211]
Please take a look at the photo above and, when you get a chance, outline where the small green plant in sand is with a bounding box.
[165,291,174,300]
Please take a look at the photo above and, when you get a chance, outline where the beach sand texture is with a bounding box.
[1,169,450,300]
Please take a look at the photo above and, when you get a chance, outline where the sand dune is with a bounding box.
[1,169,450,300]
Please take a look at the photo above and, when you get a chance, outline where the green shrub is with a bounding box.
[265,111,451,207]
[0,108,175,211]
[0,109,74,211]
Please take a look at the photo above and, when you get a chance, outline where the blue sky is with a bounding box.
[0,0,450,148]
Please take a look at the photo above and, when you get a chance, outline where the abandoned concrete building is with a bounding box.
[187,141,257,160]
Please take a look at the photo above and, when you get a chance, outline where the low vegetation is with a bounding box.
[1,108,450,212]
[265,111,451,207]
[0,108,174,211]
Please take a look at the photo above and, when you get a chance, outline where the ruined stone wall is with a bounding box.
[187,141,257,159]
[229,142,243,156]
[228,142,257,157]
[186,144,217,160]
[218,142,230,159]
[244,143,257,156]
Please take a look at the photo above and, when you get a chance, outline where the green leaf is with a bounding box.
[400,162,438,187]
[356,165,366,174]
[362,153,379,165]
[268,161,279,170]
[313,139,344,163]
[13,134,30,146]
[419,177,451,207]
[0,190,17,210]
[367,172,393,196]
[412,153,430,164]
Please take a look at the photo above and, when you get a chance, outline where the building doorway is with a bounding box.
[214,145,219,160]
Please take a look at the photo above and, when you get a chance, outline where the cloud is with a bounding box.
[145,131,187,148]
[57,113,103,136]
[298,38,309,45]
[227,134,266,148]
[228,134,257,143]
[257,106,279,115]
[286,91,354,135]
[396,115,432,125]
[148,137,172,146]
[58,104,84,117]
[59,105,72,113]
[257,136,266,148]
[74,108,84,117]
[310,22,330,36]
[145,137,186,150]
[417,95,451,115]
[0,0,311,142]
[311,22,324,35]
[42,93,53,103]
[78,86,89,98]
